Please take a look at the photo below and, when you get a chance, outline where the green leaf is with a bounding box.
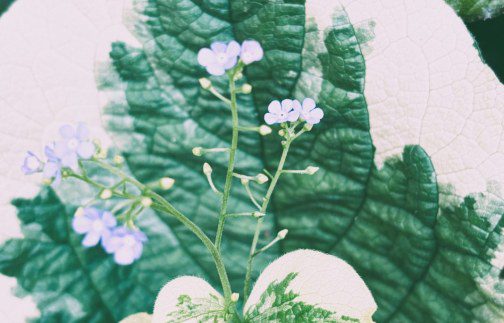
[0,0,16,17]
[2,0,503,322]
[0,187,215,321]
[244,273,356,323]
[445,0,504,21]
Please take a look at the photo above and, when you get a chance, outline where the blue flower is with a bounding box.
[42,145,63,186]
[54,123,95,170]
[264,99,300,125]
[294,98,324,125]
[197,41,241,76]
[102,227,147,265]
[240,40,263,65]
[21,151,43,175]
[72,207,117,247]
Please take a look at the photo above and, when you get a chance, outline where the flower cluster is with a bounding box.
[264,98,324,125]
[198,40,263,75]
[72,207,147,265]
[21,123,96,186]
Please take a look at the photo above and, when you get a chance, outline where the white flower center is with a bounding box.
[216,53,227,64]
[92,220,105,232]
[67,138,79,150]
[26,156,39,169]
[124,235,136,247]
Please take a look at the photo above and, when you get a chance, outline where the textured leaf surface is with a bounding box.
[445,0,504,21]
[0,0,503,322]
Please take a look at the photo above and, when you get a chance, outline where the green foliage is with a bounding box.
[165,294,226,322]
[445,0,504,21]
[1,0,503,322]
[244,272,358,322]
[0,0,15,17]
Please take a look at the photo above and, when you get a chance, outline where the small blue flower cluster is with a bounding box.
[72,207,147,266]
[197,40,324,126]
[198,40,263,75]
[21,123,96,186]
[264,98,324,125]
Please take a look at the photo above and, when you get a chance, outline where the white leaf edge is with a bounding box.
[152,250,377,322]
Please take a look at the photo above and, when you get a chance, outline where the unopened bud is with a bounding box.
[259,125,272,136]
[140,197,152,208]
[303,123,313,131]
[277,229,288,239]
[42,178,52,185]
[242,84,252,94]
[192,147,203,156]
[234,72,243,80]
[159,177,175,190]
[199,78,212,90]
[252,212,264,218]
[113,155,124,165]
[278,129,286,136]
[100,189,112,200]
[203,163,212,175]
[240,178,249,185]
[75,207,85,217]
[231,293,240,302]
[255,173,269,184]
[305,166,319,175]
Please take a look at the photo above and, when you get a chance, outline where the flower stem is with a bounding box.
[214,73,240,250]
[243,140,292,303]
[78,159,235,310]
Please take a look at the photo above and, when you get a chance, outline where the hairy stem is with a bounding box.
[215,73,240,250]
[243,140,292,302]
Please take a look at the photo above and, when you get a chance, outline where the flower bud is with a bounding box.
[231,293,240,302]
[100,189,112,200]
[278,129,286,136]
[234,72,243,80]
[203,163,213,175]
[259,125,272,136]
[160,177,175,190]
[240,178,249,185]
[199,78,212,90]
[113,155,125,165]
[140,197,152,208]
[192,147,203,156]
[75,207,85,217]
[277,229,288,239]
[242,84,252,94]
[305,166,319,175]
[255,173,269,184]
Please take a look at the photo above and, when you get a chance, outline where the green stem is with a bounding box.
[215,74,240,250]
[243,140,292,302]
[79,159,234,308]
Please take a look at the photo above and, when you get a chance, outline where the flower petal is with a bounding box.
[268,100,281,114]
[101,211,117,228]
[54,141,70,158]
[59,124,75,139]
[206,64,225,76]
[76,123,89,140]
[310,107,324,120]
[241,40,263,64]
[287,110,300,122]
[281,99,293,112]
[77,141,95,159]
[223,55,238,69]
[61,153,78,170]
[302,98,316,111]
[210,41,227,53]
[102,234,121,253]
[82,231,101,247]
[43,161,59,178]
[72,216,92,234]
[114,246,136,265]
[226,40,240,57]
[264,113,278,125]
[52,170,62,187]
[197,48,217,67]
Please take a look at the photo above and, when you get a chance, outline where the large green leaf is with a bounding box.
[1,0,503,322]
[445,0,504,21]
[0,0,15,17]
